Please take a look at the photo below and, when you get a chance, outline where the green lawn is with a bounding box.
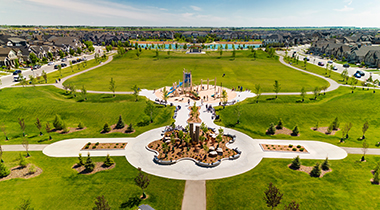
[0,152,184,210]
[215,86,380,148]
[64,50,329,93]
[207,154,380,210]
[0,86,174,144]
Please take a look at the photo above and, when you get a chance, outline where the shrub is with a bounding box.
[85,145,89,149]
[321,157,330,170]
[332,117,340,130]
[19,154,27,168]
[288,144,293,148]
[92,146,96,149]
[53,114,64,130]
[297,145,301,148]
[85,153,95,172]
[292,148,297,151]
[115,115,125,129]
[127,123,134,132]
[292,126,299,136]
[95,142,99,146]
[62,122,69,133]
[276,119,283,129]
[137,116,150,127]
[327,123,333,134]
[78,153,84,166]
[374,171,380,184]
[29,164,36,174]
[0,162,10,178]
[290,156,301,169]
[87,142,91,146]
[299,148,305,152]
[103,154,115,167]
[310,162,322,177]
[102,123,111,133]
[267,123,276,135]
[78,122,84,129]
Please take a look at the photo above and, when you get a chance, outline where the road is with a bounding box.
[278,44,380,84]
[0,46,104,89]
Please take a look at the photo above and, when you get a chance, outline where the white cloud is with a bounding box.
[190,6,202,11]
[344,0,353,5]
[182,13,194,18]
[159,8,168,11]
[334,5,354,12]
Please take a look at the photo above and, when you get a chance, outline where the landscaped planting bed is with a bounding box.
[147,127,237,164]
[81,142,127,150]
[261,144,308,153]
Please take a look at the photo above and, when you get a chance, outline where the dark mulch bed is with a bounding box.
[72,162,115,175]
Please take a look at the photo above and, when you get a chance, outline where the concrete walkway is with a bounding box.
[2,144,48,151]
[181,180,206,210]
[341,147,380,155]
[262,56,341,96]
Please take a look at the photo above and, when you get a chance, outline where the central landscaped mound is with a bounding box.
[147,123,241,167]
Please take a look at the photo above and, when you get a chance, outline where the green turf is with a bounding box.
[0,151,184,210]
[0,86,174,144]
[64,50,329,93]
[207,154,380,210]
[215,86,380,148]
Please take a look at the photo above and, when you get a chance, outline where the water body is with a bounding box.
[136,43,261,50]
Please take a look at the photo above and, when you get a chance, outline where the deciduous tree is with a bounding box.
[135,168,150,199]
[263,182,283,209]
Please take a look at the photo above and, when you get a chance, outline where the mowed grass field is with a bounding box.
[64,50,329,92]
[207,155,380,210]
[0,86,174,144]
[0,152,184,210]
[215,86,380,148]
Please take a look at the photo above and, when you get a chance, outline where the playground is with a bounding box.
[154,70,237,104]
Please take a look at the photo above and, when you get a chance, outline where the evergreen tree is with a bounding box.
[103,154,115,167]
[332,117,340,130]
[78,153,84,166]
[292,126,300,136]
[53,114,64,130]
[374,171,380,184]
[321,157,330,170]
[0,162,10,178]
[102,123,111,133]
[115,115,125,129]
[276,119,283,129]
[290,156,301,170]
[85,153,95,172]
[310,162,322,177]
[267,123,276,135]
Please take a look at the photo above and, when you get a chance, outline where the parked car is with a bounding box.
[354,72,361,78]
[343,63,350,68]
[13,75,26,82]
[355,70,365,76]
[318,62,324,66]
[33,65,41,70]
[333,66,338,70]
[61,58,67,62]
[328,60,333,64]
[48,62,54,66]
[54,65,59,69]
[72,60,77,64]
[61,63,67,67]
[303,57,310,61]
[12,70,22,75]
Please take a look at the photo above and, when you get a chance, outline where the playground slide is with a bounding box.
[167,82,183,96]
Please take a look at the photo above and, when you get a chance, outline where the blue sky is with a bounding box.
[1,0,379,27]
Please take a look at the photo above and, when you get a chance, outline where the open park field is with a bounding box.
[64,50,330,93]
[0,152,184,210]
[0,86,174,144]
[215,86,380,148]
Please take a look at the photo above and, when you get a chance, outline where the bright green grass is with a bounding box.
[215,86,380,148]
[0,152,184,210]
[44,57,107,84]
[0,86,174,144]
[207,154,380,210]
[65,50,329,93]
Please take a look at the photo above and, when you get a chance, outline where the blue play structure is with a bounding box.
[167,82,183,96]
